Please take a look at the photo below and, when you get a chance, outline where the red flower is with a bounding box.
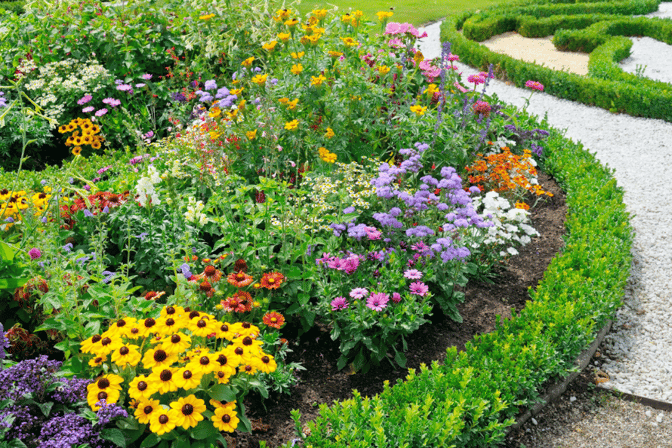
[259,272,285,290]
[262,312,285,329]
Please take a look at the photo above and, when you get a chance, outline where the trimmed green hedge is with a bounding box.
[0,1,24,14]
[442,0,672,122]
[285,111,634,446]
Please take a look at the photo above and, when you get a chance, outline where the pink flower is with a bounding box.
[331,296,349,311]
[95,108,108,117]
[403,269,423,280]
[454,81,470,93]
[364,226,381,240]
[391,292,402,303]
[525,80,544,91]
[77,95,92,105]
[472,100,492,117]
[387,38,405,48]
[82,106,94,113]
[409,281,429,297]
[467,74,485,85]
[385,22,402,35]
[366,293,389,311]
[28,248,41,260]
[349,288,369,299]
[446,53,460,62]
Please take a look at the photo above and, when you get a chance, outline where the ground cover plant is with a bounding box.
[0,0,633,446]
[442,0,672,121]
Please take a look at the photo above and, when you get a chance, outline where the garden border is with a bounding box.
[440,0,672,123]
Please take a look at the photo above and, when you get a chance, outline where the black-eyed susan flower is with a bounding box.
[214,349,239,374]
[212,402,239,432]
[229,321,260,339]
[87,386,121,410]
[160,305,186,319]
[187,352,218,375]
[88,356,105,367]
[105,317,137,338]
[72,146,82,156]
[188,316,217,338]
[256,354,277,374]
[134,398,161,424]
[159,332,191,355]
[155,315,184,336]
[239,362,258,376]
[142,347,178,370]
[80,334,103,354]
[110,344,142,367]
[174,367,203,390]
[128,375,159,401]
[149,408,178,435]
[94,336,122,356]
[215,322,236,341]
[214,369,232,384]
[137,317,158,337]
[170,394,206,430]
[149,367,180,394]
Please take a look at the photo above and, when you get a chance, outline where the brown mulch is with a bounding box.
[229,171,567,447]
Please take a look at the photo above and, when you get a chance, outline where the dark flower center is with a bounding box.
[244,365,252,372]
[154,350,167,362]
[197,319,207,328]
[189,311,200,319]
[131,328,139,335]
[170,334,181,343]
[199,282,212,292]
[223,414,231,423]
[242,336,253,346]
[120,346,130,355]
[262,356,270,363]
[159,414,169,424]
[160,370,172,381]
[234,347,244,356]
[144,318,156,328]
[138,381,148,391]
[97,378,110,389]
[182,404,194,416]
[94,357,103,363]
[116,319,126,328]
[204,266,216,275]
[242,322,251,329]
[199,356,210,366]
[144,405,153,415]
[92,335,102,343]
[216,354,228,366]
[97,391,108,400]
[220,324,228,332]
[183,370,192,379]
[101,337,112,346]
[166,306,176,315]
[166,318,175,326]
[217,371,225,378]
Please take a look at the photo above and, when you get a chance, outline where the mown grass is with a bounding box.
[295,0,520,26]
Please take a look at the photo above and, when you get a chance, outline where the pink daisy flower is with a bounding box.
[391,292,402,303]
[331,297,349,311]
[409,282,429,297]
[366,293,389,311]
[349,288,369,299]
[403,269,423,280]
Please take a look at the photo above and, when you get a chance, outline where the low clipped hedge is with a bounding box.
[0,1,24,14]
[443,0,672,122]
[286,112,634,446]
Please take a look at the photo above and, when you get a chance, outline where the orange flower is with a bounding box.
[262,312,285,329]
[227,272,253,288]
[259,272,284,290]
[202,265,222,283]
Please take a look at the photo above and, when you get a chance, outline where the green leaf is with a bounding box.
[36,401,53,417]
[353,349,366,372]
[191,420,219,440]
[0,277,28,290]
[209,384,237,403]
[394,350,407,368]
[174,438,190,448]
[336,355,348,371]
[100,428,126,448]
[140,433,160,448]
[298,293,310,306]
[0,241,15,262]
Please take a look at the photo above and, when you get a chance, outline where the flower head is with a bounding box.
[525,80,544,91]
[28,248,41,260]
[403,269,423,280]
[366,292,389,311]
[349,288,368,299]
[409,281,429,296]
[170,394,206,430]
[331,296,348,311]
[262,311,285,329]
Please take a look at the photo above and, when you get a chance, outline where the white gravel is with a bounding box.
[418,3,672,404]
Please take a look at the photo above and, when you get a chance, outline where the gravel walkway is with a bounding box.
[416,3,672,446]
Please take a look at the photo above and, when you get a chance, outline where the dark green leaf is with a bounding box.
[191,420,219,440]
[100,428,126,447]
[209,384,237,403]
[140,433,160,448]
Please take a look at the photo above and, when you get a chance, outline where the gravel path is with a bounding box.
[416,0,672,430]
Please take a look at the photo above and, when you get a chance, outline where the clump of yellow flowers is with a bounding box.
[1,186,52,229]
[318,147,337,163]
[81,305,276,436]
[58,118,104,156]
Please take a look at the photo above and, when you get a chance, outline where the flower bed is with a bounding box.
[0,1,631,447]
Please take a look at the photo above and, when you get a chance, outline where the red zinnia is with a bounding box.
[262,312,285,329]
[259,272,284,290]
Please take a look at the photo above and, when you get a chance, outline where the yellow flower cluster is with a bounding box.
[58,118,104,155]
[1,187,52,228]
[376,11,394,21]
[199,13,215,21]
[410,105,427,116]
[318,147,337,163]
[81,306,277,435]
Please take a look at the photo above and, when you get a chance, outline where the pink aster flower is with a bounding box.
[28,248,42,260]
[403,269,423,280]
[95,108,108,117]
[385,22,402,35]
[391,292,402,303]
[525,80,544,91]
[366,293,389,311]
[364,226,382,240]
[82,106,94,113]
[446,53,460,62]
[77,94,92,105]
[387,38,405,48]
[331,296,349,311]
[349,288,369,299]
[409,281,429,297]
[142,74,153,80]
[467,74,485,85]
[116,84,133,92]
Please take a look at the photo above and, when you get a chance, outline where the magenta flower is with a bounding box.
[95,108,108,117]
[28,248,41,260]
[391,292,402,303]
[446,53,460,62]
[366,293,389,311]
[364,226,381,240]
[82,106,94,113]
[409,281,429,297]
[403,269,423,280]
[331,296,349,311]
[116,84,133,92]
[142,74,153,80]
[77,95,92,105]
[384,22,402,35]
[349,288,369,299]
[525,80,544,91]
[467,74,485,85]
[97,165,112,175]
[102,98,121,107]
[472,100,492,117]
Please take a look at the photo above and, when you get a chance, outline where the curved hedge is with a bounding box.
[442,0,672,122]
[286,111,633,446]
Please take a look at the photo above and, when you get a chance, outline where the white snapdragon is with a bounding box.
[136,166,162,207]
[184,197,208,225]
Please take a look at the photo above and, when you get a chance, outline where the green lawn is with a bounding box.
[295,0,519,26]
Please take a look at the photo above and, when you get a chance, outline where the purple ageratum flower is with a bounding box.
[95,108,108,117]
[83,210,94,218]
[204,79,217,91]
[63,243,73,252]
[349,288,369,299]
[180,263,192,279]
[343,206,355,214]
[95,400,128,426]
[403,269,423,280]
[77,94,92,105]
[171,92,187,103]
[366,292,389,311]
[331,296,348,311]
[142,74,153,80]
[28,248,41,260]
[82,106,94,113]
[101,206,110,214]
[409,281,429,296]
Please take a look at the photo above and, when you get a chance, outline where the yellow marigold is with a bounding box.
[324,127,335,139]
[515,201,530,210]
[278,97,289,105]
[414,51,424,64]
[246,130,257,140]
[378,65,391,75]
[230,87,244,96]
[340,13,351,24]
[277,32,291,42]
[241,57,254,67]
[251,74,268,86]
[340,37,359,47]
[199,13,215,21]
[376,11,394,21]
[312,8,328,19]
[287,98,299,110]
[424,84,439,96]
[284,18,299,27]
[284,120,299,131]
[275,8,291,19]
[208,107,221,118]
[352,10,364,18]
[290,51,304,59]
[262,41,278,51]
[328,50,343,58]
[290,64,303,75]
[410,105,427,116]
[310,74,327,87]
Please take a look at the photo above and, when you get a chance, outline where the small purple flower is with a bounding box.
[135,232,148,240]
[343,206,355,214]
[97,165,112,175]
[117,84,133,92]
[391,292,402,303]
[102,98,121,107]
[95,108,108,117]
[102,206,110,214]
[331,296,349,311]
[204,79,217,91]
[28,248,41,260]
[180,263,192,279]
[41,216,48,223]
[82,106,94,113]
[83,209,94,218]
[63,243,73,252]
[409,281,429,296]
[366,292,389,311]
[142,74,153,80]
[349,288,369,299]
[135,83,146,88]
[403,269,423,280]
[77,94,92,105]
